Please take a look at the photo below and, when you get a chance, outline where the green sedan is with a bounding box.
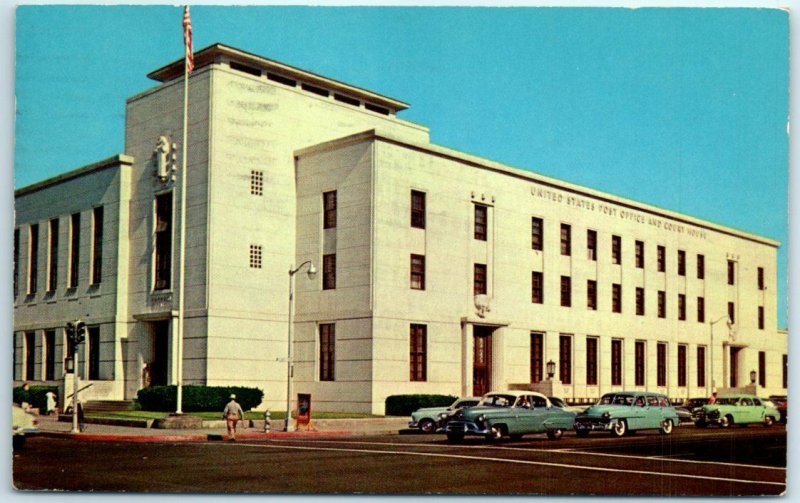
[574,392,680,437]
[694,395,780,428]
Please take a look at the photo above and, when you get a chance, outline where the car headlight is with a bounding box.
[475,414,486,425]
[438,412,449,420]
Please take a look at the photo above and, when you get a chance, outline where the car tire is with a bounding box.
[660,419,673,435]
[719,415,732,428]
[547,428,564,440]
[446,432,464,443]
[575,429,589,438]
[764,416,775,427]
[486,424,505,442]
[419,419,436,434]
[610,419,627,438]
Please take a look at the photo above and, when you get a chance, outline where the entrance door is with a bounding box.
[473,326,493,396]
[150,321,170,386]
[729,347,740,388]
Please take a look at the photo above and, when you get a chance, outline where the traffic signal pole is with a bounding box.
[66,320,86,433]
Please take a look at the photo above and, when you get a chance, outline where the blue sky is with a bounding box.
[14,5,790,326]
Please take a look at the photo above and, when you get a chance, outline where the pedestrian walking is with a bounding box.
[223,394,244,441]
[708,391,717,405]
[45,391,57,416]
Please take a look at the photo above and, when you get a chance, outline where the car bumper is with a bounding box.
[445,421,490,436]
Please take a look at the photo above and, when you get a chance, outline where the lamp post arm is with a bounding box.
[290,260,314,277]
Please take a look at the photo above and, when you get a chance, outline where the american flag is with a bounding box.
[183,6,194,73]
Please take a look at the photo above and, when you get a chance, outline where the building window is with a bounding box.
[656,245,665,272]
[530,332,544,384]
[586,337,598,386]
[560,223,571,256]
[28,224,39,295]
[727,260,735,285]
[612,283,622,313]
[323,254,336,289]
[249,245,262,269]
[91,206,103,284]
[635,287,645,316]
[323,191,337,229]
[611,339,623,386]
[697,296,705,323]
[410,324,427,382]
[757,267,764,290]
[88,326,101,380]
[677,250,686,276]
[531,272,543,304]
[657,290,666,318]
[154,193,172,290]
[410,254,425,290]
[25,331,35,381]
[656,342,667,387]
[728,301,735,324]
[634,341,645,386]
[13,228,19,297]
[697,254,705,279]
[44,330,55,381]
[319,324,335,381]
[531,217,543,251]
[611,235,621,265]
[783,354,788,389]
[677,344,687,387]
[250,170,264,196]
[411,190,426,229]
[697,346,706,388]
[48,219,59,292]
[758,351,766,388]
[560,276,571,307]
[69,212,81,288]
[678,294,686,320]
[587,280,597,310]
[587,229,597,260]
[635,240,644,268]
[474,204,488,241]
[474,264,487,295]
[758,306,764,330]
[559,335,572,385]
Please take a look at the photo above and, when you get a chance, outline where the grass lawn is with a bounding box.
[87,410,382,421]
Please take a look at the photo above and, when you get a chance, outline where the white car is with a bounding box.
[13,404,38,449]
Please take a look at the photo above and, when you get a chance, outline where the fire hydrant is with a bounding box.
[264,410,271,433]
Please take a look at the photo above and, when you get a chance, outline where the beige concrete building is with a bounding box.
[14,44,788,414]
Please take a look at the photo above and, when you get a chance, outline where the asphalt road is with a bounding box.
[13,426,786,496]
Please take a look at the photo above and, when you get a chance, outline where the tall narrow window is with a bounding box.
[587,280,597,310]
[410,255,425,290]
[677,345,687,387]
[560,224,571,256]
[411,190,426,229]
[28,224,39,295]
[531,217,543,251]
[531,272,543,304]
[697,254,705,279]
[678,294,686,321]
[319,324,335,381]
[559,335,572,385]
[323,191,337,229]
[69,212,80,288]
[44,330,55,381]
[757,267,764,290]
[677,250,686,276]
[530,332,544,384]
[783,354,788,389]
[560,276,571,307]
[474,205,487,241]
[611,339,623,386]
[48,219,59,292]
[697,346,706,387]
[727,260,735,285]
[154,193,172,290]
[697,296,705,323]
[635,240,644,268]
[586,337,598,386]
[758,351,766,388]
[323,254,336,290]
[612,283,621,313]
[474,264,487,295]
[657,291,666,318]
[728,301,735,324]
[13,228,19,297]
[88,326,100,380]
[635,341,645,386]
[657,245,666,272]
[635,287,645,316]
[657,342,667,387]
[410,324,427,382]
[587,229,597,260]
[758,306,765,330]
[91,206,103,285]
[611,235,621,264]
[25,331,35,381]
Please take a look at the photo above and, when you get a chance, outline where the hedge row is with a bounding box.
[13,385,59,412]
[136,385,263,412]
[385,394,458,416]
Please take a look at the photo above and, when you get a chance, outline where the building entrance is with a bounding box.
[150,321,170,386]
[473,326,493,396]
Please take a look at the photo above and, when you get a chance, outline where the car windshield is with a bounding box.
[453,399,479,409]
[549,397,566,408]
[715,397,739,405]
[599,393,635,406]
[479,394,516,408]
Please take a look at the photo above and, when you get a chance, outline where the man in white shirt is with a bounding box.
[223,394,244,441]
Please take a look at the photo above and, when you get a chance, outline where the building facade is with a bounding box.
[13,44,788,414]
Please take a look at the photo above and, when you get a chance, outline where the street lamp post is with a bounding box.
[709,316,732,397]
[284,261,317,432]
[546,360,556,380]
[750,369,757,386]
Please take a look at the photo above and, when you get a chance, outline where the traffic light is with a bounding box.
[65,321,76,344]
[75,321,87,345]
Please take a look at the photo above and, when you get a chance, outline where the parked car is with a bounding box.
[444,391,576,443]
[408,396,480,433]
[13,404,38,449]
[574,392,680,437]
[548,397,590,415]
[673,397,709,424]
[768,395,787,423]
[694,395,780,428]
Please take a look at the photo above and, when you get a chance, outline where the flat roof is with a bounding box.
[15,154,134,198]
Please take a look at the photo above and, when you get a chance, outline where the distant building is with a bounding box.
[13,44,788,413]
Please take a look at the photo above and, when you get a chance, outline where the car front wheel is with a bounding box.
[719,415,732,428]
[418,419,436,434]
[486,424,505,442]
[764,416,775,427]
[611,420,627,438]
[660,419,673,435]
[547,428,564,440]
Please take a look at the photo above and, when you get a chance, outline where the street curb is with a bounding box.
[38,430,354,443]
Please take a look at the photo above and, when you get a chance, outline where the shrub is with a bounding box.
[13,385,59,412]
[385,394,458,416]
[136,385,263,412]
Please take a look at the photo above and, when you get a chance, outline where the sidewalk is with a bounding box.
[34,414,409,443]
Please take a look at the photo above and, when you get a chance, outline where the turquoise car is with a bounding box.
[694,395,780,428]
[574,392,680,437]
[444,391,576,442]
[408,397,480,433]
